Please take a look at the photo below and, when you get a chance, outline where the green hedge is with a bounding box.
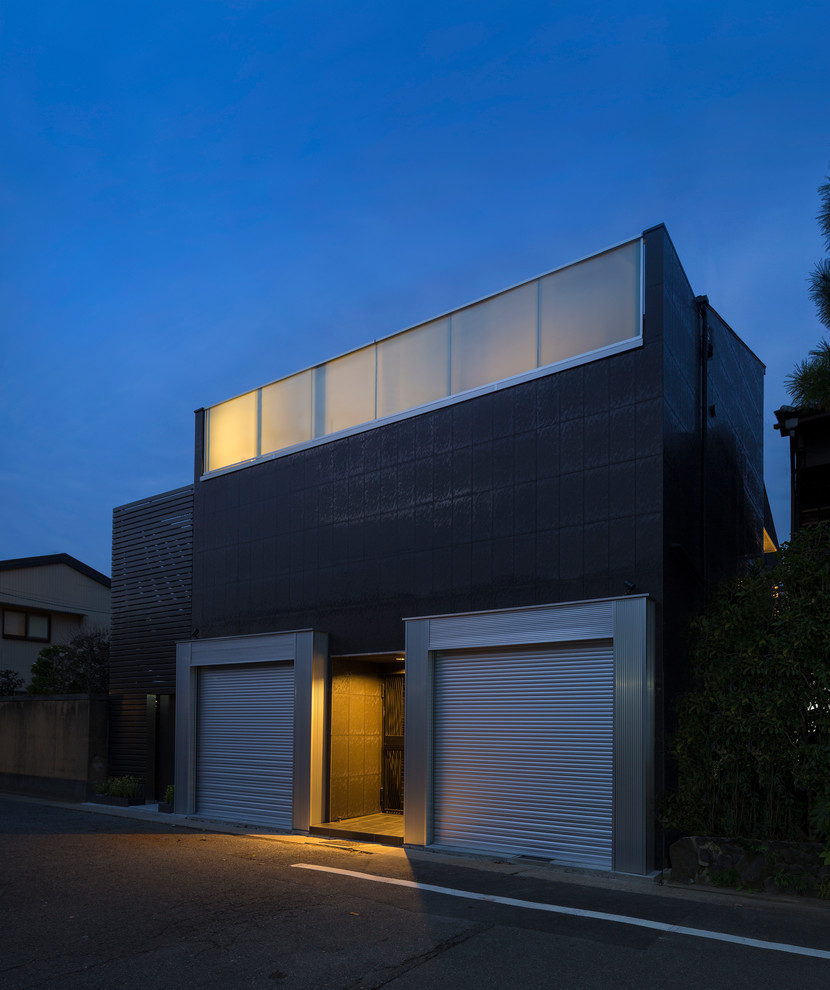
[95,775,144,799]
[664,523,830,849]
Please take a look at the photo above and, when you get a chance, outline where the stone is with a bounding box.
[714,852,734,871]
[734,852,766,887]
[669,837,702,883]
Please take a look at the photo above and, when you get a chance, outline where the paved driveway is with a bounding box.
[1,796,829,989]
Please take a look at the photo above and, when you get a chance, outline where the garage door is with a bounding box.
[197,662,294,827]
[433,642,614,869]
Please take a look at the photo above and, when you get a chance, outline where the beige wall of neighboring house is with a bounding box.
[0,555,111,688]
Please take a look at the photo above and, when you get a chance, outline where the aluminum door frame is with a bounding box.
[403,595,655,875]
[175,629,328,830]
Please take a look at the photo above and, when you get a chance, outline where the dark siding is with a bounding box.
[109,486,193,776]
[782,411,830,532]
[648,225,704,717]
[645,226,764,868]
[106,693,148,779]
[704,307,765,580]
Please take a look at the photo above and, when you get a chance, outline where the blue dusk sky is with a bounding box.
[1,1,829,577]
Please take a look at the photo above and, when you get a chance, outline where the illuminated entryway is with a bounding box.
[310,653,405,844]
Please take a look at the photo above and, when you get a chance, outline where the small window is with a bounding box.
[2,609,51,642]
[3,610,25,637]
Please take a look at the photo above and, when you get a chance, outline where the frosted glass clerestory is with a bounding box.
[204,238,642,473]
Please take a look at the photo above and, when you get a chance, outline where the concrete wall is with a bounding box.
[0,696,109,801]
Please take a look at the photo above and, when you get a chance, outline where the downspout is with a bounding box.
[695,295,711,591]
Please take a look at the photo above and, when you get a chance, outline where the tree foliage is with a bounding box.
[786,169,830,410]
[810,174,830,332]
[27,629,110,695]
[0,669,25,696]
[664,524,830,841]
[785,339,830,411]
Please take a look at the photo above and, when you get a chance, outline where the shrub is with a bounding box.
[0,669,24,695]
[664,523,830,845]
[96,776,144,799]
[28,629,109,694]
[164,784,175,805]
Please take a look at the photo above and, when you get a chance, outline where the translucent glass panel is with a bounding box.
[314,345,376,436]
[540,240,641,367]
[377,318,450,418]
[203,239,642,473]
[261,369,312,454]
[451,282,537,394]
[207,391,258,472]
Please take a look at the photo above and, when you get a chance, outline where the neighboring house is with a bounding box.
[774,407,830,533]
[0,554,111,688]
[110,225,766,875]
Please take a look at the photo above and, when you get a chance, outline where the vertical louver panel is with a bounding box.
[433,642,614,869]
[197,663,294,828]
[109,487,193,777]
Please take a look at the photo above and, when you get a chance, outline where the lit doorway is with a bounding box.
[310,653,404,845]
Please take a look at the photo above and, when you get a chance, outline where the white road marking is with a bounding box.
[291,863,830,960]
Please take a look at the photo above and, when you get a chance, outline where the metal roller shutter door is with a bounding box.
[433,642,614,869]
[197,662,294,827]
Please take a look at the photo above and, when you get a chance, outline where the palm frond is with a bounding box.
[785,338,830,411]
[818,176,830,252]
[809,259,830,331]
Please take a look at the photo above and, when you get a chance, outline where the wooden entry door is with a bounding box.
[381,674,405,812]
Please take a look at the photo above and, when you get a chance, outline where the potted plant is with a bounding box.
[92,775,145,806]
[158,784,175,814]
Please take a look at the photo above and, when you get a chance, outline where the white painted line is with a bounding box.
[291,863,830,961]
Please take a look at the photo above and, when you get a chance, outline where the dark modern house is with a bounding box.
[109,225,766,875]
[774,406,830,533]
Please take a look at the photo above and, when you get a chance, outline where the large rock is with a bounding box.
[668,836,704,882]
[669,836,828,896]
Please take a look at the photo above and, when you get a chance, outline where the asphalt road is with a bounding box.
[1,795,829,989]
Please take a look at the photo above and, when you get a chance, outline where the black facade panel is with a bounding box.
[705,307,765,581]
[646,228,764,827]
